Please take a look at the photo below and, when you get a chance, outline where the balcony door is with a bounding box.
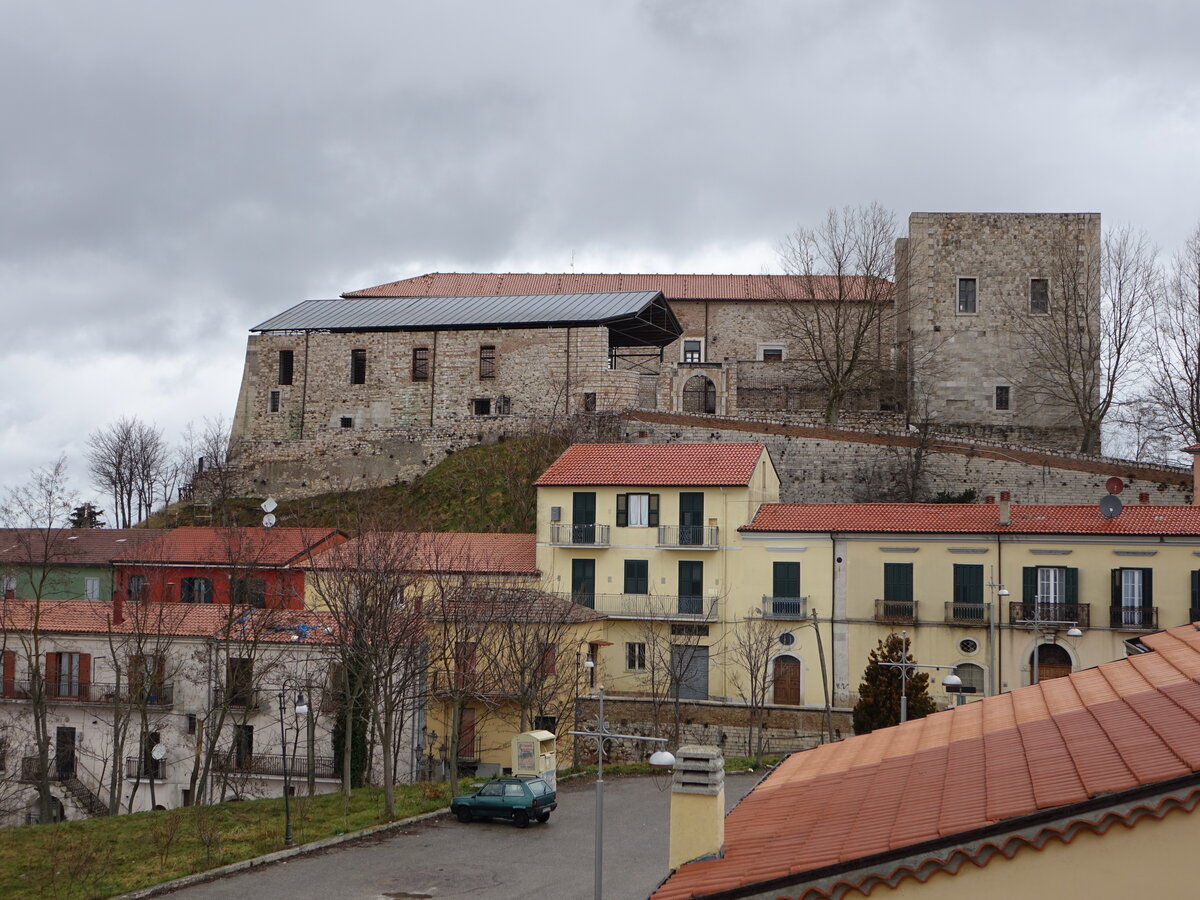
[678,561,703,615]
[571,559,596,607]
[572,492,596,544]
[679,493,704,546]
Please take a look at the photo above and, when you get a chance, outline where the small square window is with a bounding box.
[472,398,491,416]
[995,386,1010,411]
[1029,278,1049,314]
[683,339,703,363]
[278,350,294,385]
[761,348,784,362]
[412,347,429,381]
[269,390,281,413]
[340,417,353,428]
[350,349,367,384]
[957,277,977,314]
[479,345,496,379]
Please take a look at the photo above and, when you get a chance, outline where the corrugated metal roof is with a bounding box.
[251,291,666,333]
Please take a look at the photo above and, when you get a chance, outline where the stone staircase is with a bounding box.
[61,776,110,818]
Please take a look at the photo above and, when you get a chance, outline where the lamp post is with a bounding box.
[985,577,1009,698]
[879,631,962,723]
[569,676,674,900]
[295,689,315,796]
[276,688,294,847]
[1015,600,1082,685]
[425,730,437,781]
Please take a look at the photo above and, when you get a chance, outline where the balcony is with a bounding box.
[549,523,610,547]
[875,599,918,624]
[1,681,174,707]
[214,752,337,779]
[944,602,990,626]
[762,596,808,619]
[429,672,519,700]
[1008,601,1091,630]
[125,757,166,780]
[1109,606,1158,631]
[656,525,720,549]
[563,592,718,621]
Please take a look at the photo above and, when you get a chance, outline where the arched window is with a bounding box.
[953,662,985,695]
[1032,644,1072,682]
[683,375,716,414]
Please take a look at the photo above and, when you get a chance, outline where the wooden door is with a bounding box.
[458,707,477,759]
[773,656,802,706]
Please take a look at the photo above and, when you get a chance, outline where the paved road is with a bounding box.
[164,773,762,900]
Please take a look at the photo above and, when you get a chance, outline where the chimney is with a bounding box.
[112,590,124,626]
[984,496,995,504]
[999,491,1012,527]
[3,588,13,601]
[669,745,725,870]
[1139,492,1150,505]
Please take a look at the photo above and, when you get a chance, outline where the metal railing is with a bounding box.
[212,687,259,709]
[762,596,808,619]
[875,599,918,624]
[124,757,166,780]
[656,525,719,548]
[549,523,610,546]
[429,672,518,699]
[214,752,336,779]
[1009,601,1091,630]
[1,681,173,706]
[1109,606,1158,631]
[944,602,990,625]
[456,736,484,761]
[560,592,718,620]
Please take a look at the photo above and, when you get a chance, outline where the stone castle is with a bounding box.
[225,211,1192,505]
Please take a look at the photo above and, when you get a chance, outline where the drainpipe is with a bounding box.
[299,331,310,439]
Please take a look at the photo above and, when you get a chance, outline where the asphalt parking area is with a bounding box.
[163,772,762,900]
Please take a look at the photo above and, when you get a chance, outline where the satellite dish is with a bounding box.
[262,513,277,528]
[1105,477,1125,495]
[261,497,278,513]
[1099,495,1123,519]
[150,743,166,761]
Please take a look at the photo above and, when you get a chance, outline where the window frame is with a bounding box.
[412,347,430,382]
[995,385,1011,411]
[617,492,658,528]
[957,277,978,314]
[624,559,649,595]
[626,642,647,671]
[479,344,496,379]
[278,349,294,385]
[180,577,213,605]
[84,577,101,602]
[758,344,785,362]
[350,348,367,385]
[681,338,704,363]
[1029,278,1050,315]
[269,390,281,413]
[471,398,491,416]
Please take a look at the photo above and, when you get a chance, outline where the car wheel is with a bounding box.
[537,811,550,824]
[455,807,473,823]
[513,810,530,828]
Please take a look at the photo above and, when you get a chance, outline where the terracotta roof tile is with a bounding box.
[113,527,345,566]
[0,528,169,566]
[742,502,1200,535]
[534,443,767,487]
[652,622,1200,900]
[342,272,889,302]
[302,532,537,575]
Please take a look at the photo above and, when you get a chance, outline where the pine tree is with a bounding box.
[851,633,936,735]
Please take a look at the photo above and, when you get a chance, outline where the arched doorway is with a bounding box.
[682,375,716,414]
[1032,644,1072,683]
[772,655,802,706]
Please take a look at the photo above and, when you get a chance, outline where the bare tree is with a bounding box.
[1148,222,1200,448]
[0,456,76,823]
[631,597,714,748]
[773,203,901,425]
[87,417,173,527]
[179,416,238,519]
[726,611,778,764]
[1014,225,1153,454]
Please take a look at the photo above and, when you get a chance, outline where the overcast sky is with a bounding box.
[3,1,1199,505]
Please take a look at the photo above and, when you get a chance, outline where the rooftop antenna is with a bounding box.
[1100,477,1123,520]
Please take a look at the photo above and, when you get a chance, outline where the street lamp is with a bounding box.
[570,679,674,900]
[879,631,962,723]
[294,689,315,796]
[1015,600,1082,685]
[277,681,307,846]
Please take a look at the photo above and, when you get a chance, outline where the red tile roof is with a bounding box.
[0,529,169,566]
[741,502,1200,535]
[0,599,336,643]
[112,527,346,566]
[343,272,888,302]
[534,443,767,487]
[653,623,1200,900]
[303,532,538,575]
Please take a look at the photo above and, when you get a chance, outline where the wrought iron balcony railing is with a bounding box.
[656,525,719,548]
[1,681,174,706]
[125,757,166,780]
[761,596,808,619]
[1008,601,1090,630]
[1109,606,1158,631]
[944,601,990,625]
[213,752,336,779]
[561,592,718,620]
[875,599,918,624]
[548,523,610,546]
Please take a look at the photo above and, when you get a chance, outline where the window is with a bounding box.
[959,638,979,654]
[84,577,100,602]
[953,662,985,695]
[1112,567,1153,627]
[129,654,165,700]
[412,347,429,381]
[532,715,557,733]
[682,339,703,363]
[536,645,557,677]
[583,392,597,412]
[269,390,281,413]
[2,575,15,595]
[995,386,1010,411]
[617,492,659,528]
[1038,567,1062,604]
[572,492,596,543]
[340,416,353,428]
[496,395,512,415]
[670,623,709,636]
[350,348,367,384]
[454,641,478,690]
[957,277,977,313]
[678,492,705,545]
[759,346,784,362]
[226,658,254,707]
[678,560,704,614]
[50,652,83,698]
[232,577,266,609]
[479,345,496,379]
[770,562,802,616]
[127,574,145,602]
[187,714,197,735]
[479,782,504,797]
[233,723,253,767]
[626,642,646,671]
[883,562,913,604]
[624,560,649,595]
[180,577,213,604]
[472,398,491,416]
[1029,278,1049,314]
[278,350,294,385]
[952,564,984,620]
[1022,566,1079,609]
[571,559,596,606]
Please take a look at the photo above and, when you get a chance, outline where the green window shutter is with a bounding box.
[573,492,596,525]
[1142,568,1153,608]
[1065,567,1079,604]
[773,562,800,598]
[615,494,628,527]
[1111,569,1121,608]
[953,565,983,605]
[883,563,912,604]
[648,494,659,527]
[624,560,648,595]
[571,559,595,596]
[1022,567,1037,604]
[1192,571,1200,611]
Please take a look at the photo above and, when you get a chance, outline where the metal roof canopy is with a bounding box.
[251,291,682,347]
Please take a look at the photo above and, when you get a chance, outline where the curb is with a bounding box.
[112,806,450,899]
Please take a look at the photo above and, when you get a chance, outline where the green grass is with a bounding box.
[0,783,451,900]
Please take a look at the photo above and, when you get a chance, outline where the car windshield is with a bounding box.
[528,779,552,796]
